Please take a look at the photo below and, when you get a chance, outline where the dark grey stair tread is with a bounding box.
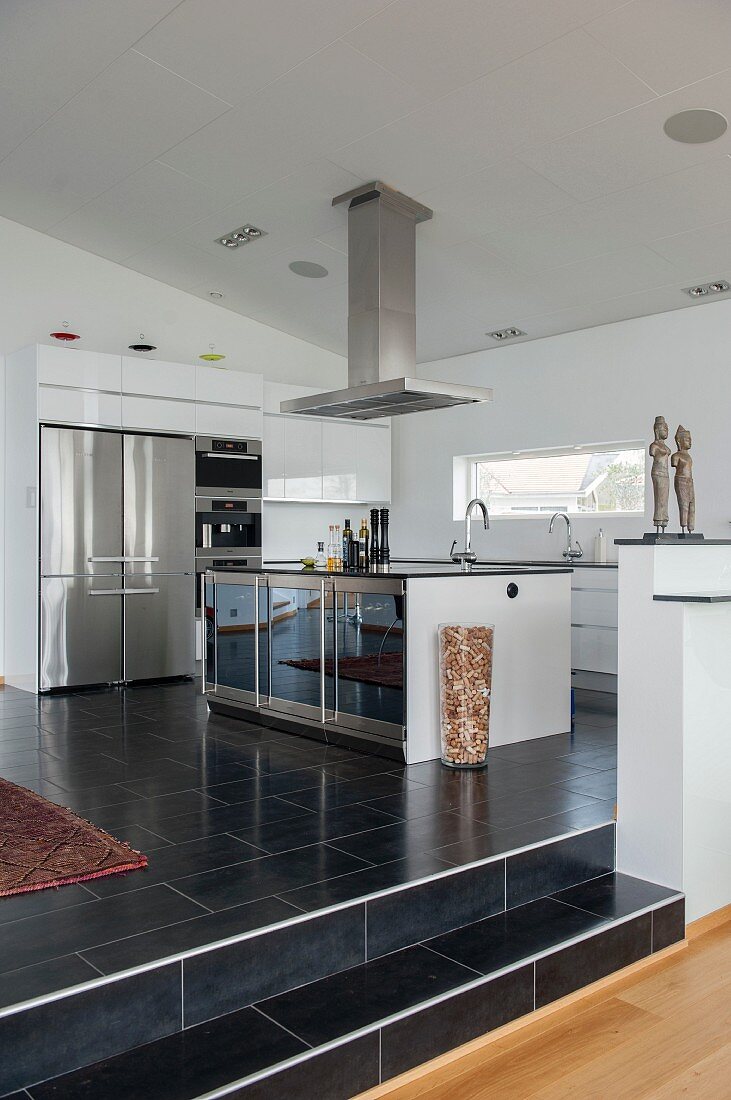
[24,1007,307,1100]
[424,895,608,974]
[7,874,684,1100]
[551,871,679,919]
[257,944,478,1047]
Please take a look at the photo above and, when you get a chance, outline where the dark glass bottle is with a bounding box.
[369,508,380,569]
[342,519,353,571]
[358,517,369,571]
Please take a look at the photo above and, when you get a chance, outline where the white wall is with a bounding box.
[0,215,346,387]
[392,298,731,561]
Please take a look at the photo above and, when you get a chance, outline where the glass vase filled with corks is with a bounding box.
[438,622,494,769]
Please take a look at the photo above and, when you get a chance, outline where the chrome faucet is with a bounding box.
[451,498,489,572]
[549,511,583,561]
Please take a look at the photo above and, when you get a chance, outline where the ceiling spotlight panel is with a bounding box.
[215,224,267,248]
[487,327,526,341]
[683,279,729,298]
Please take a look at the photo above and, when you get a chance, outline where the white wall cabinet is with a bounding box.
[122,395,196,434]
[38,345,121,392]
[284,417,323,499]
[195,402,263,438]
[263,415,285,496]
[38,385,122,428]
[322,420,357,500]
[122,356,195,401]
[355,423,391,503]
[196,364,263,408]
[263,413,390,502]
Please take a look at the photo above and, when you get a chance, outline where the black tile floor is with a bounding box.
[0,681,616,1012]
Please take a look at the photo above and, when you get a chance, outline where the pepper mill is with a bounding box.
[379,508,390,570]
[370,508,380,569]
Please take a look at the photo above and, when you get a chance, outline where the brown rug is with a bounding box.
[280,651,403,689]
[0,777,147,898]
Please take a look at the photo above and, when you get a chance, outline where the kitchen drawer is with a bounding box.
[122,395,195,434]
[196,365,263,408]
[38,346,121,391]
[122,356,195,400]
[195,402,263,437]
[572,567,618,591]
[571,586,618,629]
[38,385,121,428]
[571,624,618,675]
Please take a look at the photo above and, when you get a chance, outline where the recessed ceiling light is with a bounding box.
[216,224,267,248]
[208,291,224,299]
[289,260,329,278]
[663,109,728,144]
[487,327,526,341]
[682,279,730,298]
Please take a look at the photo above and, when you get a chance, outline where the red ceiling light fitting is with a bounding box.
[50,322,80,341]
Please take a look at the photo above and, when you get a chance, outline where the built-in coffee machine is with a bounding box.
[195,436,262,611]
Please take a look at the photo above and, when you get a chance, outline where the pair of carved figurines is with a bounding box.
[649,417,695,534]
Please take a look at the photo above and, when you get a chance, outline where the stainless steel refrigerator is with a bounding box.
[39,427,195,690]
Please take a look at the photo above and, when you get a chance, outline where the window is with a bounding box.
[462,444,645,517]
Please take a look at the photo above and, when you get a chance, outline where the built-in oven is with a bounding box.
[195,436,262,498]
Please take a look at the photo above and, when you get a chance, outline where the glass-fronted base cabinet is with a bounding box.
[204,570,405,755]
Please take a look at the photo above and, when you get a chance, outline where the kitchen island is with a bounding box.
[204,562,572,763]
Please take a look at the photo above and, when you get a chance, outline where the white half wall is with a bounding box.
[391,298,731,561]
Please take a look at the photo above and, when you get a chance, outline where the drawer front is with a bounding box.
[122,356,196,400]
[572,567,618,591]
[38,346,121,391]
[122,395,195,434]
[196,365,263,408]
[571,625,618,674]
[38,385,122,428]
[571,587,618,629]
[195,402,263,438]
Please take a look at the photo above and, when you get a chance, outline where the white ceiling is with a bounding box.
[3,0,731,363]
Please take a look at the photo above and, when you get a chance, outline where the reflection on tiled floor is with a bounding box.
[0,681,615,1011]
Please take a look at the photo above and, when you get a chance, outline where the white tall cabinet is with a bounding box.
[4,343,264,691]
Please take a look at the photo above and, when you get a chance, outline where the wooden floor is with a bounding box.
[361,911,731,1100]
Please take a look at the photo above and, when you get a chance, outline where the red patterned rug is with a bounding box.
[280,651,403,689]
[0,777,147,897]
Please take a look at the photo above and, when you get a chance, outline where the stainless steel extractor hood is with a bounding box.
[280,181,493,420]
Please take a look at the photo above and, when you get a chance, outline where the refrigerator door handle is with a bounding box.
[88,556,160,563]
[89,588,160,596]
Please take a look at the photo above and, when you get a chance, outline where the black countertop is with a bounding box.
[226,560,573,579]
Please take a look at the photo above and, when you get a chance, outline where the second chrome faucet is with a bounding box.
[549,511,583,561]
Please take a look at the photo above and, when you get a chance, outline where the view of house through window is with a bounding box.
[473,446,645,516]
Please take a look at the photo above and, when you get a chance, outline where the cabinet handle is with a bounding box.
[123,588,160,596]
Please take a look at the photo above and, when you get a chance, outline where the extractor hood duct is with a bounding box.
[280,181,493,420]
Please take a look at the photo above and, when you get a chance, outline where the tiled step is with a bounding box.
[0,823,615,1095]
[14,874,685,1100]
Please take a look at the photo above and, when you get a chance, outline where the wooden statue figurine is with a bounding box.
[671,425,695,533]
[649,415,670,533]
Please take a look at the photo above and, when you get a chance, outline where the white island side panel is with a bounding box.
[405,573,571,764]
